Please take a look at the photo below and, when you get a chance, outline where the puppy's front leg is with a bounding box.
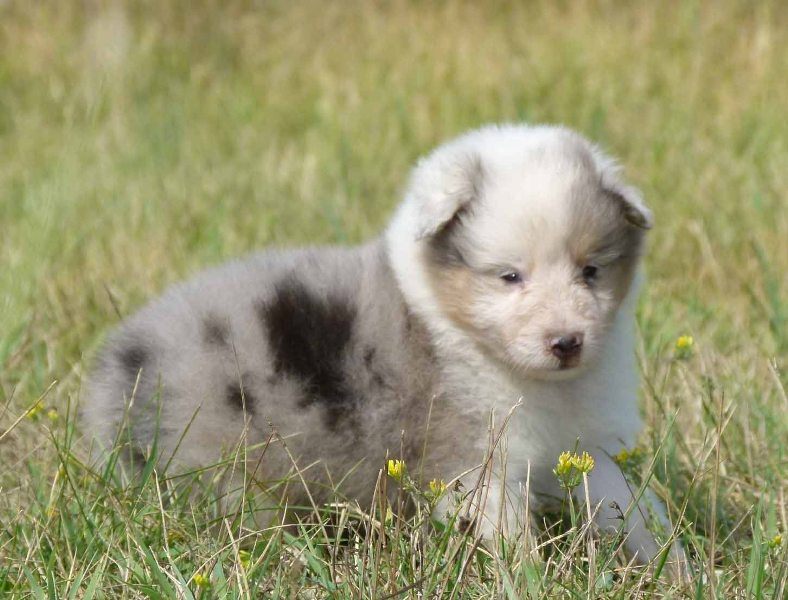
[433,476,522,539]
[475,478,521,538]
[583,455,687,576]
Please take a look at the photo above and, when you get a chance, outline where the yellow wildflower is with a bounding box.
[554,451,574,477]
[193,573,210,588]
[573,451,595,474]
[387,459,405,481]
[553,450,595,489]
[428,479,447,497]
[613,446,643,468]
[47,409,59,422]
[675,335,694,359]
[26,402,44,421]
[167,529,185,546]
[613,448,629,464]
[769,533,782,549]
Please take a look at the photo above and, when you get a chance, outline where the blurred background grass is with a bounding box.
[0,0,786,595]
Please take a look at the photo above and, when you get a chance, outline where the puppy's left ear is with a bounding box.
[407,150,484,239]
[606,183,653,230]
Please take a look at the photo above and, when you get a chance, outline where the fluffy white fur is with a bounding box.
[387,125,681,568]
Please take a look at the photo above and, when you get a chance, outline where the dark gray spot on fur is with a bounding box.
[403,306,413,333]
[362,347,388,388]
[226,382,256,415]
[458,515,476,535]
[257,279,357,430]
[363,347,376,367]
[118,345,147,379]
[129,447,147,468]
[203,316,229,346]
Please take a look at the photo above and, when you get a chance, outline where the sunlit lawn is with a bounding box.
[1,1,785,597]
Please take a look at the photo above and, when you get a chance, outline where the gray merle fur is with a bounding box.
[82,243,437,512]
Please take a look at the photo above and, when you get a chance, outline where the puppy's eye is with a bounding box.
[582,265,598,282]
[500,271,522,284]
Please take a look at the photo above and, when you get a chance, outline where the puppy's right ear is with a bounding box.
[408,151,484,240]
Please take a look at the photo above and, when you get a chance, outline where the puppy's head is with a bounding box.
[407,125,651,379]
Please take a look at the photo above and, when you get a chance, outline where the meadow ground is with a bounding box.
[0,1,786,597]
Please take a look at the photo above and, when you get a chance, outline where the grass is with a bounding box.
[1,0,786,597]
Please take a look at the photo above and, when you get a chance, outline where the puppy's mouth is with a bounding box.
[548,358,584,380]
[529,366,584,382]
[557,355,582,370]
[518,357,588,381]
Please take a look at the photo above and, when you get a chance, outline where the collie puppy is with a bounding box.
[83,124,684,571]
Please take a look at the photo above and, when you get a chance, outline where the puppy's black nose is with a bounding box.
[550,333,584,360]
